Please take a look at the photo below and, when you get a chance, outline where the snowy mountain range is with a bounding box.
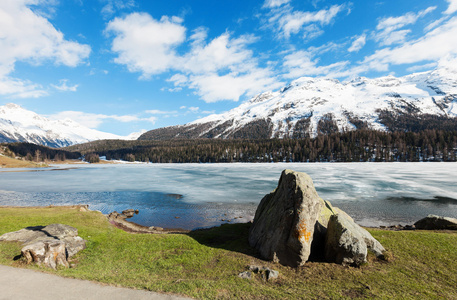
[139,65,457,140]
[0,103,139,147]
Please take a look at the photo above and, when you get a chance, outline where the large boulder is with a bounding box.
[414,215,457,230]
[325,214,385,266]
[0,224,86,269]
[248,169,322,267]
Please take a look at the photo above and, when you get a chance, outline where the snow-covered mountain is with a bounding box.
[0,104,136,147]
[139,65,457,140]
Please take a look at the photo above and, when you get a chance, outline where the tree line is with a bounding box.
[3,143,81,162]
[67,129,457,163]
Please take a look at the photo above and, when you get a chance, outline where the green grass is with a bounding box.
[1,206,457,299]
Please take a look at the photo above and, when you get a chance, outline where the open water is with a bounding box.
[0,162,456,230]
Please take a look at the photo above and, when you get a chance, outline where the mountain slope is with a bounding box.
[139,65,457,140]
[0,104,134,147]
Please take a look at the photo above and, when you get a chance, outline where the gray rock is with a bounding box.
[121,209,137,218]
[414,214,457,230]
[310,199,337,260]
[238,271,252,280]
[266,269,279,280]
[0,224,86,269]
[64,236,87,257]
[245,265,279,281]
[325,214,385,266]
[248,169,322,267]
[22,241,69,270]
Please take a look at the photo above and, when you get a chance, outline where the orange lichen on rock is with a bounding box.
[297,222,312,243]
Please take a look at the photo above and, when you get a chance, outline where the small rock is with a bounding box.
[247,265,279,281]
[249,265,262,273]
[122,209,136,218]
[266,269,279,280]
[414,215,457,230]
[78,205,89,212]
[238,271,252,280]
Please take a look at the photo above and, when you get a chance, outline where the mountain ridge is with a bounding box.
[0,103,138,147]
[139,66,457,141]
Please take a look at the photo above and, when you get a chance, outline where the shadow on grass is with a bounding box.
[187,222,261,258]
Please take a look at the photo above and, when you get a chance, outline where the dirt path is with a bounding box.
[0,265,192,300]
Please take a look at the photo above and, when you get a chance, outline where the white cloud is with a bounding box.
[276,5,345,39]
[189,27,208,47]
[180,33,256,74]
[374,7,436,46]
[101,0,135,18]
[0,76,48,98]
[145,109,178,115]
[424,17,447,32]
[51,79,78,92]
[282,50,349,78]
[445,0,457,14]
[406,62,438,73]
[0,0,90,98]
[364,16,457,68]
[106,12,186,78]
[183,69,283,102]
[262,0,290,9]
[348,34,366,52]
[302,24,324,40]
[108,12,281,102]
[50,111,157,128]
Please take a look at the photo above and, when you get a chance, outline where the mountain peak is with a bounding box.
[4,103,22,110]
[139,66,457,141]
[0,104,139,147]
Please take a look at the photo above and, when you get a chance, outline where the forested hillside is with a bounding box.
[66,129,457,163]
[3,143,81,162]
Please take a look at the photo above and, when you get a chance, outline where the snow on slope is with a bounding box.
[190,65,457,138]
[0,103,136,147]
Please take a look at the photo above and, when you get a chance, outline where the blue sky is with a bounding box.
[1,0,457,136]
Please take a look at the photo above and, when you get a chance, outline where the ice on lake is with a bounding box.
[1,162,456,230]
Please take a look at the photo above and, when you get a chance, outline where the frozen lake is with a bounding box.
[1,162,456,229]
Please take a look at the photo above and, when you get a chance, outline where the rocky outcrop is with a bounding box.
[414,215,457,230]
[248,169,322,267]
[249,169,386,267]
[0,224,86,269]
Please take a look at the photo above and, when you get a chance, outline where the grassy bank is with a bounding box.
[0,206,456,299]
[0,155,48,168]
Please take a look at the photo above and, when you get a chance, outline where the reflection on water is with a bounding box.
[0,162,456,229]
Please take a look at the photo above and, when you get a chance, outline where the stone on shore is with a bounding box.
[0,224,86,269]
[248,169,322,267]
[325,213,385,266]
[121,209,138,218]
[249,169,386,267]
[414,215,457,230]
